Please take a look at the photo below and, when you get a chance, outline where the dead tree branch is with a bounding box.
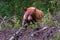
[9,27,25,40]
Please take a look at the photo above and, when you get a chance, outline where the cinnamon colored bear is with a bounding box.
[22,7,44,28]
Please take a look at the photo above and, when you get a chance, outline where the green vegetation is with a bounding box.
[0,0,60,40]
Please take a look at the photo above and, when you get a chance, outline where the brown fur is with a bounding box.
[22,7,44,28]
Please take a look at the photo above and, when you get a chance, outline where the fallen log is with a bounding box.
[31,27,48,36]
[9,27,25,40]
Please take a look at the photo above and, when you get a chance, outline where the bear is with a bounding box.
[22,7,44,29]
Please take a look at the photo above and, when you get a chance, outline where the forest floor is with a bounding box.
[0,12,60,40]
[0,26,60,40]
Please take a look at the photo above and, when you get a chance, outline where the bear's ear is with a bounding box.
[23,7,27,11]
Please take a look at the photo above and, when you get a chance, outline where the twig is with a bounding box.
[0,16,6,30]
